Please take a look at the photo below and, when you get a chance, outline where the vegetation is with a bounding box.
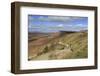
[28,31,88,60]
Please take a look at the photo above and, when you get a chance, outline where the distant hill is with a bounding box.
[28,32,61,42]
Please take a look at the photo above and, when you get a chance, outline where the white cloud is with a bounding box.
[47,16,71,22]
[38,16,86,22]
[76,24,83,26]
[58,24,64,27]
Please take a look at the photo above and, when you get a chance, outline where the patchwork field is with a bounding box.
[28,31,88,60]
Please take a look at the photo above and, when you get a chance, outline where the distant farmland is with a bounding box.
[28,31,88,60]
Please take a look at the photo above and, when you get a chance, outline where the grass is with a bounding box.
[28,32,88,60]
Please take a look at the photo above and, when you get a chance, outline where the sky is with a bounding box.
[28,15,88,33]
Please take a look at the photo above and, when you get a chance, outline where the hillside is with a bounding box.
[28,31,88,60]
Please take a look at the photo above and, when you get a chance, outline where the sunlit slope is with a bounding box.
[28,32,88,60]
[58,32,88,59]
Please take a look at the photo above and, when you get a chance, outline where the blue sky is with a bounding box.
[28,15,88,33]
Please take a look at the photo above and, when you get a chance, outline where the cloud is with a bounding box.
[76,24,83,27]
[47,16,71,22]
[38,16,86,22]
[28,15,88,32]
[58,24,64,27]
[38,16,71,22]
[28,15,36,23]
[39,16,47,21]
